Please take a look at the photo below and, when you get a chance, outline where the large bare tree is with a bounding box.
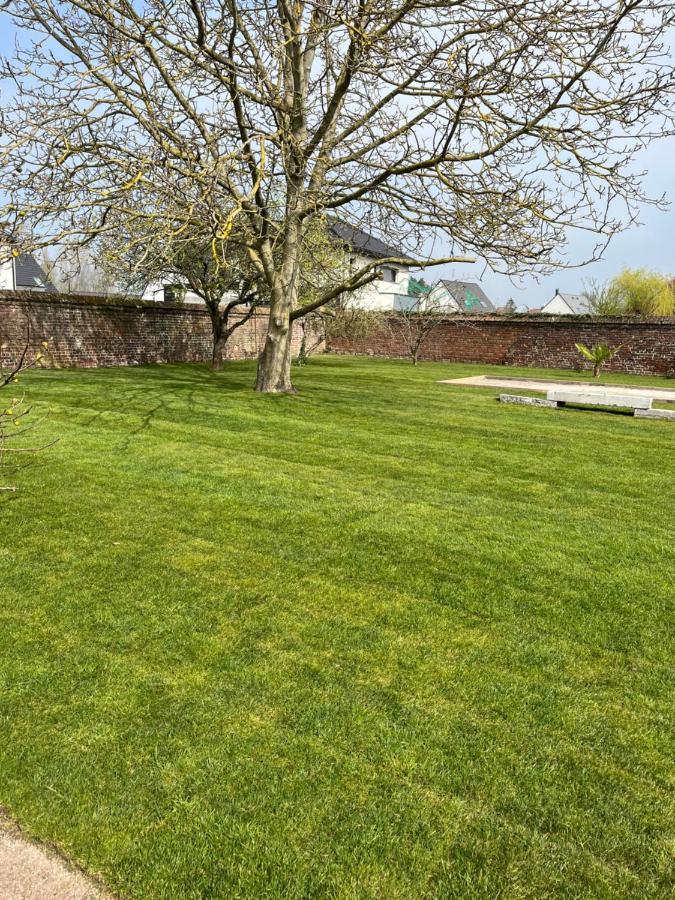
[0,0,673,392]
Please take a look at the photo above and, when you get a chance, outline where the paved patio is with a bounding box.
[0,813,109,900]
[438,375,675,403]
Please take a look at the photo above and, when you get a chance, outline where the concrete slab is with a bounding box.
[440,375,675,404]
[635,407,675,420]
[0,813,110,900]
[499,394,557,408]
[546,390,652,409]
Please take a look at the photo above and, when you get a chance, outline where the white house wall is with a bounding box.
[540,296,573,315]
[141,282,206,304]
[141,282,165,302]
[427,283,460,311]
[344,253,410,311]
[142,281,239,306]
[0,256,15,290]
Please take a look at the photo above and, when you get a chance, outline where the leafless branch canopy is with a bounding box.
[1,0,673,389]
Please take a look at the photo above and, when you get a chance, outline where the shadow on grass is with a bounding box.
[557,404,636,417]
[28,361,257,393]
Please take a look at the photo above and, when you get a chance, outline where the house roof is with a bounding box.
[328,221,416,264]
[13,252,56,290]
[557,293,588,314]
[542,292,589,314]
[436,280,495,313]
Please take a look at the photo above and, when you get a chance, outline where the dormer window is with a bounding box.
[381,266,397,283]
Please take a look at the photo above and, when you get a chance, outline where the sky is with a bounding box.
[1,17,673,309]
[429,136,675,310]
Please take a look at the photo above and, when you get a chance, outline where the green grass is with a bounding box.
[1,356,673,899]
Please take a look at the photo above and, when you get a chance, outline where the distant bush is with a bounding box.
[610,268,674,316]
[582,270,674,317]
[583,279,624,316]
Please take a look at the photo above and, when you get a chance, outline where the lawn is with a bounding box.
[1,356,673,899]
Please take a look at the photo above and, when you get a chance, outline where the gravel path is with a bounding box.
[0,813,110,900]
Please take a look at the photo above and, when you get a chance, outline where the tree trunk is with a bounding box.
[593,363,600,378]
[211,311,226,371]
[255,219,302,393]
[255,263,301,392]
[296,322,309,366]
[255,309,295,392]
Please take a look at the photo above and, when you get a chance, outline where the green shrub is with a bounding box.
[609,268,674,316]
[583,279,625,316]
[575,342,622,377]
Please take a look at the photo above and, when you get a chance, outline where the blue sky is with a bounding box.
[434,136,675,309]
[2,18,673,308]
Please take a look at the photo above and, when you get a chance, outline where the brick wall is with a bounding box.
[2,295,673,376]
[328,314,675,377]
[0,292,312,369]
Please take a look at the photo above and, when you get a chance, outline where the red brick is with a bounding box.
[0,293,318,369]
[328,314,675,377]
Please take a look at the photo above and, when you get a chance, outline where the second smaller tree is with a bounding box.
[101,231,261,371]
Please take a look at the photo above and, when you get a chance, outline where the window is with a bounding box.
[381,266,397,283]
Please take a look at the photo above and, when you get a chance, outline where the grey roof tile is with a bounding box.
[329,221,416,263]
[14,253,56,290]
[555,293,589,314]
[438,280,495,313]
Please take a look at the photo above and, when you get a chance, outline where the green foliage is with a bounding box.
[163,283,187,303]
[408,276,431,297]
[609,268,675,316]
[575,342,622,377]
[581,271,674,317]
[101,226,259,306]
[583,279,625,316]
[1,358,673,898]
[292,217,360,366]
[324,305,383,342]
[296,216,346,309]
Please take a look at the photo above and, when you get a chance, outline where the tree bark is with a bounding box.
[296,327,308,366]
[210,311,226,371]
[255,308,295,392]
[255,247,300,393]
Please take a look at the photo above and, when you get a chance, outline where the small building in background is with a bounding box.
[141,221,425,311]
[540,289,589,315]
[329,221,419,312]
[427,279,495,313]
[141,281,208,304]
[0,246,56,292]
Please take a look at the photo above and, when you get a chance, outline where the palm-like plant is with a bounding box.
[575,342,622,378]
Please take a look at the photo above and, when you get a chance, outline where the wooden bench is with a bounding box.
[499,391,675,419]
